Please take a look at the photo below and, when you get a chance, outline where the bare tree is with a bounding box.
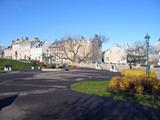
[131,40,159,65]
[156,38,160,51]
[134,40,145,51]
[149,45,159,65]
[90,34,108,63]
[51,34,108,64]
[54,36,90,63]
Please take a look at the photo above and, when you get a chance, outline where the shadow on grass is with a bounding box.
[109,91,160,109]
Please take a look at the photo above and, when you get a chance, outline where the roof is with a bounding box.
[31,40,45,48]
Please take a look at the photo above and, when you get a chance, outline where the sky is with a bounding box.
[0,0,160,50]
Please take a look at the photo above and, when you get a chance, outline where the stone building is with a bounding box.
[0,46,4,58]
[30,38,49,62]
[104,44,127,65]
[49,41,65,64]
[11,37,31,60]
[19,37,31,60]
[11,39,21,60]
[4,46,12,59]
[104,43,145,65]
[3,37,50,62]
[126,46,145,65]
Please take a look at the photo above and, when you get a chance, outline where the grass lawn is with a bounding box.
[0,70,5,73]
[71,81,160,109]
[0,58,32,71]
[0,71,6,73]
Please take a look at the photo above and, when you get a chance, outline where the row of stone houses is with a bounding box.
[4,37,49,62]
[3,36,102,64]
[2,36,159,66]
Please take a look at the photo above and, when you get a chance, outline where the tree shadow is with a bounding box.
[23,91,160,120]
[108,91,160,109]
[0,95,18,110]
[0,72,37,83]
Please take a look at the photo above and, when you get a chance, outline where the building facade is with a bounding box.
[104,43,145,65]
[11,37,31,60]
[12,39,21,60]
[4,37,49,62]
[49,42,64,64]
[0,46,4,58]
[30,39,49,62]
[104,44,127,65]
[19,38,31,60]
[4,46,12,59]
[2,36,103,65]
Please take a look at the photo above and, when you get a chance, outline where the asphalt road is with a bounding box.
[0,68,160,120]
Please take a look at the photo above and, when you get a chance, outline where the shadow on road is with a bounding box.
[22,90,160,120]
[0,95,18,110]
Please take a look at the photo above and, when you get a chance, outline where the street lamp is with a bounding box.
[145,34,150,80]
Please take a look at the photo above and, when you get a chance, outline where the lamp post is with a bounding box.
[145,34,150,80]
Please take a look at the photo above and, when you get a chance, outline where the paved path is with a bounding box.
[0,68,160,120]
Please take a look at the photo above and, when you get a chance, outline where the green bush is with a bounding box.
[50,64,56,69]
[31,60,46,68]
[121,69,157,78]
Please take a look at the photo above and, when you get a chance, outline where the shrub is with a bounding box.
[58,64,65,68]
[151,80,160,95]
[67,64,76,68]
[108,76,121,91]
[119,77,131,91]
[39,62,46,68]
[50,64,56,69]
[135,85,144,94]
[31,60,46,68]
[109,76,160,95]
[121,69,157,78]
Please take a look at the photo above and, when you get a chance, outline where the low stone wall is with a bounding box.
[75,63,95,69]
[41,68,63,72]
[75,63,129,72]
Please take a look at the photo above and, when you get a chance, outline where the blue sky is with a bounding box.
[0,0,160,50]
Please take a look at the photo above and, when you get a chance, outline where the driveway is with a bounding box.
[0,68,159,120]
